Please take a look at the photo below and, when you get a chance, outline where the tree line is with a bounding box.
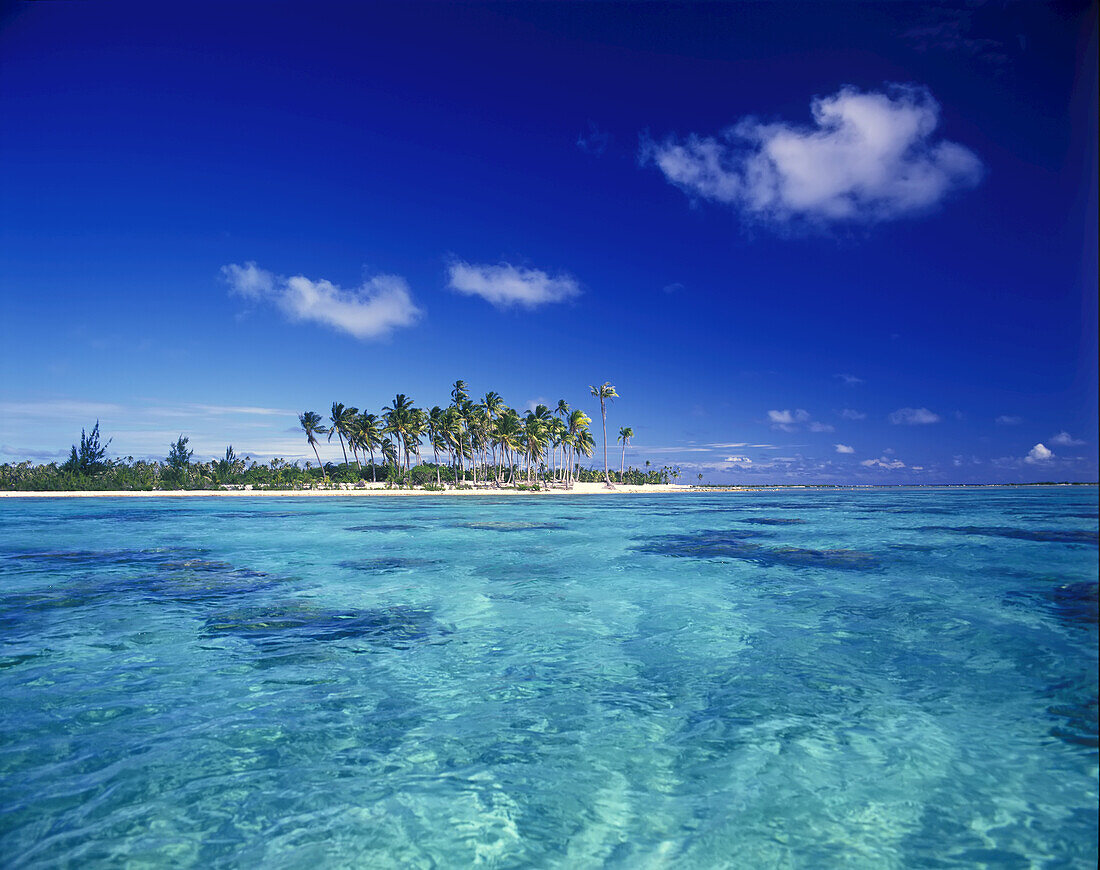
[0,381,681,491]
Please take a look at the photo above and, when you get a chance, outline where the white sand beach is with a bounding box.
[0,483,716,498]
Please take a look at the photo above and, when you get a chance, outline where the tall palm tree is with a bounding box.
[382,394,414,477]
[617,426,634,482]
[589,381,618,485]
[299,411,328,481]
[494,408,523,485]
[573,428,595,485]
[358,412,382,482]
[427,406,446,487]
[566,408,591,487]
[329,402,357,468]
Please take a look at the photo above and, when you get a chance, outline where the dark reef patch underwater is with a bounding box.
[634,529,881,571]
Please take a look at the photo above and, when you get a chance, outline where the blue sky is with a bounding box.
[1,1,1096,483]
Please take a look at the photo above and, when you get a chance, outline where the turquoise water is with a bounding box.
[1,489,1096,867]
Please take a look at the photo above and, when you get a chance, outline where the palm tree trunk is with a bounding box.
[600,399,611,485]
[338,434,348,466]
[620,443,626,482]
[312,444,325,482]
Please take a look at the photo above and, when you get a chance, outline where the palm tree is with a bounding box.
[329,402,357,468]
[299,411,328,481]
[617,426,634,482]
[589,381,618,485]
[427,405,446,487]
[358,412,382,482]
[494,408,523,485]
[573,428,595,485]
[566,408,591,487]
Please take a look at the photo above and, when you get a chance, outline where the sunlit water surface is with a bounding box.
[1,489,1097,867]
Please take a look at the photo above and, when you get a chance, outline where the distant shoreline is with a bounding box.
[0,482,1093,499]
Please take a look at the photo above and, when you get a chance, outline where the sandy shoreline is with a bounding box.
[0,483,710,499]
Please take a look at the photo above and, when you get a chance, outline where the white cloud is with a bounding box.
[839,408,866,420]
[861,456,907,469]
[768,409,809,431]
[724,455,752,464]
[223,262,421,340]
[768,409,833,432]
[642,84,982,226]
[835,444,855,454]
[995,415,1022,425]
[1024,443,1053,464]
[888,407,940,425]
[836,374,864,385]
[1050,431,1085,446]
[447,261,581,309]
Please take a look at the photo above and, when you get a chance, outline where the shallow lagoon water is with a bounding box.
[1,488,1096,867]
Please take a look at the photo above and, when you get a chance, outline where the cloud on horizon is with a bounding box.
[223,262,421,341]
[641,84,982,227]
[889,407,941,425]
[446,260,581,309]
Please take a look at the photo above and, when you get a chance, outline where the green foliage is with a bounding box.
[61,421,111,476]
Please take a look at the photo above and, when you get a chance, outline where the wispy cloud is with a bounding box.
[662,282,685,294]
[0,400,124,419]
[839,408,866,420]
[901,5,1010,67]
[1024,443,1053,464]
[577,121,611,156]
[861,456,907,469]
[641,84,982,227]
[995,415,1022,425]
[223,262,421,340]
[835,374,864,385]
[835,444,855,454]
[1050,431,1085,446]
[888,407,940,425]
[446,261,581,309]
[767,409,833,432]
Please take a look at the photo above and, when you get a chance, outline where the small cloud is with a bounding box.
[861,456,907,469]
[839,408,866,420]
[767,408,811,432]
[447,260,581,309]
[223,262,421,341]
[1050,431,1085,446]
[577,121,611,156]
[767,408,834,433]
[889,407,940,425]
[662,282,685,294]
[995,415,1023,426]
[835,444,855,454]
[641,84,983,228]
[724,455,752,465]
[836,374,864,385]
[1024,443,1053,464]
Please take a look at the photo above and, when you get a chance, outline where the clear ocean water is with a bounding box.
[0,488,1096,868]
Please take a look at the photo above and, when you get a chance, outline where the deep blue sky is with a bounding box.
[1,1,1096,483]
